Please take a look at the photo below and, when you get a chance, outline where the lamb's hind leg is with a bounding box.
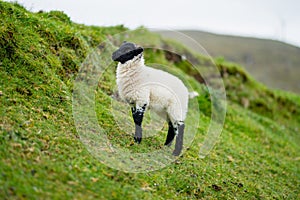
[131,104,147,144]
[173,121,185,156]
[164,121,176,146]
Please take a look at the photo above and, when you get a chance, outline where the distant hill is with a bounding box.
[158,30,300,94]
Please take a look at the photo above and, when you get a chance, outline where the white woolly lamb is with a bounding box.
[112,42,196,156]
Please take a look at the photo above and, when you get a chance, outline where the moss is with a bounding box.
[38,10,72,24]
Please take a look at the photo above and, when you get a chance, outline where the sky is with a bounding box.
[7,0,300,47]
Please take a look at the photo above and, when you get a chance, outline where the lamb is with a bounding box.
[112,42,196,156]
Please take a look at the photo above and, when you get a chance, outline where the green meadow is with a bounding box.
[1,1,299,199]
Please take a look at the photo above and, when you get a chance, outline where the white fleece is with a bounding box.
[116,54,189,124]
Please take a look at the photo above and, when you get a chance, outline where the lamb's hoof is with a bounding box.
[134,137,142,144]
[172,149,181,156]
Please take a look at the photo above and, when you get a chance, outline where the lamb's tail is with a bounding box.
[189,91,199,99]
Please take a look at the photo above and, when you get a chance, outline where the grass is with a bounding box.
[1,1,300,199]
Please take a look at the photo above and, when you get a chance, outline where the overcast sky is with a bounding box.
[7,0,300,47]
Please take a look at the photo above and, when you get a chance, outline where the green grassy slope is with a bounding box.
[1,2,300,199]
[158,30,300,94]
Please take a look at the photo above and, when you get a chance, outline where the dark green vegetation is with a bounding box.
[159,30,300,94]
[1,1,300,199]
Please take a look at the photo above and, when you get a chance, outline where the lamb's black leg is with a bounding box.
[131,104,146,144]
[164,121,176,146]
[173,122,185,156]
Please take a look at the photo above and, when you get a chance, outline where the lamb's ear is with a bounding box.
[133,47,143,55]
[112,50,120,61]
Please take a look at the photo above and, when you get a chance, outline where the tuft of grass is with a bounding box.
[1,1,299,199]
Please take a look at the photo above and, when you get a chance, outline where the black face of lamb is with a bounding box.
[131,104,147,144]
[112,42,144,64]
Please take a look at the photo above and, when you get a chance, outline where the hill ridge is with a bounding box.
[158,29,300,94]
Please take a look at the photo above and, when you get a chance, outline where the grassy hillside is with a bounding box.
[1,1,300,199]
[158,30,300,94]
